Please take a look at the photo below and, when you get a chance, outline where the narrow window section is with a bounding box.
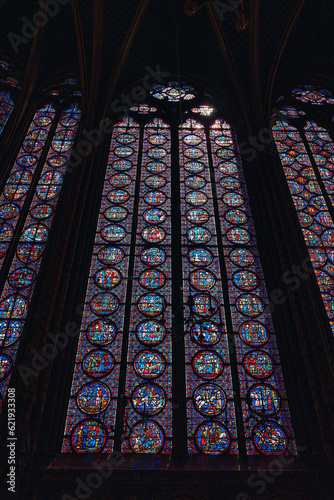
[0,91,15,136]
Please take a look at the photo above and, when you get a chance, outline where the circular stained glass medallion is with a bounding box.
[315,212,333,227]
[184,148,204,159]
[0,203,19,219]
[226,227,251,245]
[148,134,167,146]
[0,223,13,241]
[0,321,24,346]
[87,319,117,345]
[0,354,12,380]
[98,246,124,265]
[185,191,207,206]
[214,135,233,147]
[82,349,114,378]
[94,267,121,289]
[142,226,165,244]
[143,208,167,225]
[147,147,167,159]
[77,382,110,414]
[191,294,218,317]
[190,321,221,346]
[218,162,238,175]
[109,173,131,188]
[30,203,53,220]
[185,175,206,189]
[236,294,264,317]
[107,190,130,204]
[229,248,255,267]
[112,159,132,171]
[145,175,166,189]
[129,420,164,453]
[48,155,67,168]
[134,350,166,379]
[187,247,213,267]
[225,209,247,225]
[187,227,211,244]
[193,384,226,416]
[220,177,241,190]
[144,190,167,206]
[17,243,44,264]
[248,384,280,415]
[116,133,135,144]
[101,224,126,243]
[139,269,166,290]
[9,267,36,288]
[140,247,166,266]
[132,383,166,414]
[71,419,107,453]
[136,320,166,346]
[114,146,133,157]
[195,421,230,455]
[138,293,165,316]
[233,270,259,291]
[252,421,287,455]
[17,155,38,168]
[186,208,209,225]
[192,350,223,379]
[90,292,118,315]
[104,206,128,222]
[239,321,269,346]
[222,193,244,207]
[189,269,216,291]
[322,229,334,246]
[145,161,166,174]
[0,295,28,318]
[183,134,202,146]
[243,350,275,379]
[184,161,205,174]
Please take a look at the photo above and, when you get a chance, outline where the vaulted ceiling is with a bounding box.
[0,0,333,132]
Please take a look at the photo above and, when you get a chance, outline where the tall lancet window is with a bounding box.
[0,78,81,412]
[0,59,20,137]
[272,85,334,336]
[62,82,295,456]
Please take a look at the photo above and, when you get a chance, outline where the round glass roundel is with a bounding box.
[187,247,213,267]
[104,206,128,222]
[22,224,48,242]
[132,384,166,414]
[143,208,167,225]
[87,319,117,345]
[148,134,167,146]
[222,193,244,207]
[77,382,111,414]
[90,293,119,315]
[111,159,132,171]
[243,350,275,378]
[9,267,36,288]
[17,155,38,168]
[94,267,122,289]
[183,134,202,146]
[30,203,53,220]
[129,420,164,453]
[107,189,130,204]
[225,209,247,225]
[0,223,13,242]
[144,190,167,206]
[214,135,233,146]
[145,161,166,174]
[116,133,135,144]
[138,293,165,316]
[145,175,166,189]
[220,176,241,190]
[98,246,124,265]
[101,224,126,243]
[236,294,264,317]
[192,350,223,379]
[190,321,221,346]
[185,175,206,189]
[142,226,165,244]
[71,420,107,453]
[184,148,204,159]
[252,421,287,455]
[136,320,165,346]
[0,354,12,381]
[147,147,167,159]
[186,208,209,225]
[139,269,166,290]
[218,162,238,175]
[109,173,131,188]
[193,384,226,416]
[229,248,255,267]
[233,270,259,291]
[187,227,211,244]
[184,161,205,174]
[134,350,166,379]
[189,269,216,291]
[0,321,24,347]
[17,243,44,264]
[114,146,133,157]
[248,384,280,415]
[140,247,166,266]
[226,227,251,245]
[0,203,19,219]
[82,349,114,378]
[185,191,207,206]
[195,421,230,455]
[0,295,28,319]
[239,321,268,346]
[191,294,218,317]
[48,155,67,168]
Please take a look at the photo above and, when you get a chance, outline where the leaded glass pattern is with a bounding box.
[0,103,81,411]
[151,82,196,102]
[0,103,56,266]
[211,119,296,455]
[180,119,238,455]
[292,85,334,105]
[62,117,139,453]
[273,119,334,335]
[121,118,172,454]
[0,91,15,136]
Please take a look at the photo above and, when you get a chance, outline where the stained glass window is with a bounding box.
[0,91,15,136]
[151,81,196,102]
[0,102,81,411]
